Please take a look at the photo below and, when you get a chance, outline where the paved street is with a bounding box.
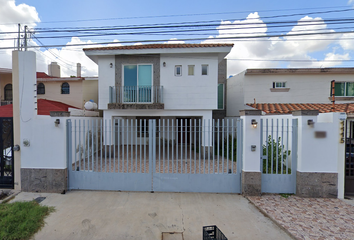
[12,191,291,240]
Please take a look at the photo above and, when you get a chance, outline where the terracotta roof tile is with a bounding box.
[83,43,234,51]
[36,72,51,78]
[0,99,78,117]
[246,103,354,114]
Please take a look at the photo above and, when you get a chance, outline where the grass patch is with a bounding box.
[0,201,54,240]
[279,193,293,199]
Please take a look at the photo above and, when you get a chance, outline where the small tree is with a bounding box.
[262,135,291,174]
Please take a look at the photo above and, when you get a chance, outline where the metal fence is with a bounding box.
[67,118,243,193]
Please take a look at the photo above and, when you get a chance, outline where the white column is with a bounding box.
[240,110,262,172]
[12,50,37,190]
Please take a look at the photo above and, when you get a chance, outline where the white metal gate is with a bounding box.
[66,118,243,193]
[260,118,298,193]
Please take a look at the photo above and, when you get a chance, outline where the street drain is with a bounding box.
[34,197,46,203]
[162,232,184,240]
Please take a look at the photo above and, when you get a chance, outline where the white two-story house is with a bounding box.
[83,43,232,144]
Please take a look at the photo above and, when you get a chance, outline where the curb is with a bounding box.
[0,190,21,204]
[245,196,298,240]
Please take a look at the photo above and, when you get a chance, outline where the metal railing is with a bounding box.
[109,86,163,104]
[0,101,12,106]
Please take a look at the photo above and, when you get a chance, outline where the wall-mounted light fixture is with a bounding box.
[307,119,315,126]
[110,63,113,68]
[163,62,166,67]
[251,119,258,128]
[55,119,60,127]
[13,145,20,151]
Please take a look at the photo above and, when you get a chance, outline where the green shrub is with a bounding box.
[262,135,291,174]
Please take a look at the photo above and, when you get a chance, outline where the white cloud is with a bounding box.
[203,13,350,75]
[349,0,354,6]
[164,38,185,44]
[0,0,40,68]
[38,37,99,77]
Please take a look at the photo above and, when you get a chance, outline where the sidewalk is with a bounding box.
[248,194,354,240]
[11,191,291,240]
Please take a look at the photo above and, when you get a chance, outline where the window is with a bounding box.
[37,83,45,95]
[218,84,224,109]
[188,65,194,76]
[202,65,208,75]
[333,82,354,96]
[61,82,70,94]
[4,84,12,100]
[123,64,152,102]
[273,82,286,88]
[175,65,182,76]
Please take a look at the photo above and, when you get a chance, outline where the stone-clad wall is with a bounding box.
[21,168,67,193]
[115,55,160,87]
[296,172,338,198]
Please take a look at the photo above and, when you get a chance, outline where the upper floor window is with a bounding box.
[333,82,354,96]
[37,83,45,95]
[61,82,70,94]
[4,84,12,101]
[188,65,194,76]
[218,84,224,109]
[273,82,286,88]
[202,65,208,75]
[175,65,182,76]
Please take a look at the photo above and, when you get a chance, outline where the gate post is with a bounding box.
[240,110,262,196]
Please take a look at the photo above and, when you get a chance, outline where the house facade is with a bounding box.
[0,63,98,109]
[84,43,232,133]
[227,68,354,117]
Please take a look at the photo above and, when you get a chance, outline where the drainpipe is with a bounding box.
[331,80,335,112]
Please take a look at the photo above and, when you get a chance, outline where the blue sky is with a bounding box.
[0,0,354,76]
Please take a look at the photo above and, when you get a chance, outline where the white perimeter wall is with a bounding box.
[160,54,219,110]
[20,116,101,169]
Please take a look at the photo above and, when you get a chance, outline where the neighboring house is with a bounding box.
[0,99,78,117]
[0,63,98,109]
[83,43,232,132]
[0,68,13,106]
[227,68,354,117]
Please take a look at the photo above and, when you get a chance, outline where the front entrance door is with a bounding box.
[0,117,14,189]
[345,121,354,196]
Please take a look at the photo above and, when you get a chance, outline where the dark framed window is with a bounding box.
[4,84,12,101]
[332,82,354,96]
[37,83,45,95]
[61,82,70,94]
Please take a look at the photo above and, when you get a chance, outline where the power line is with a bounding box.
[0,5,350,26]
[1,29,354,50]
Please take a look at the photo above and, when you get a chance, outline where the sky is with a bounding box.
[0,0,354,77]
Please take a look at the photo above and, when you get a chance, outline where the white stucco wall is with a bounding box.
[98,56,115,109]
[160,54,219,110]
[226,72,245,117]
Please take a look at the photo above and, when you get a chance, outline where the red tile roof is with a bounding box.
[246,103,354,114]
[36,72,51,78]
[84,43,234,51]
[0,99,77,117]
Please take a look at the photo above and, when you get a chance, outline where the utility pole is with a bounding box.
[17,24,21,51]
[331,80,335,112]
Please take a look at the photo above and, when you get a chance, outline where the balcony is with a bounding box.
[108,86,164,110]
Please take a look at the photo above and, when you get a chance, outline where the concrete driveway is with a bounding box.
[12,191,291,240]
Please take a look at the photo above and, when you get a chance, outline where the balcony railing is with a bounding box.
[109,86,163,104]
[0,101,12,106]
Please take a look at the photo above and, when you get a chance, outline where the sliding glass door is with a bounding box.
[123,64,152,103]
